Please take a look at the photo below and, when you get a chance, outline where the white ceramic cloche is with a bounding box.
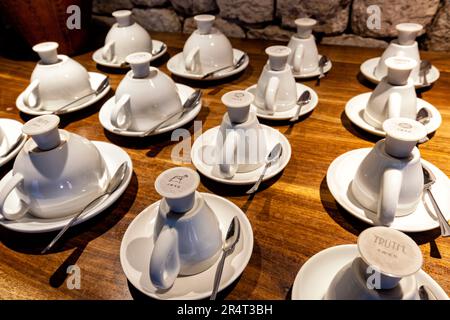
[183,15,233,74]
[110,52,182,132]
[351,117,427,226]
[102,10,152,64]
[0,115,109,220]
[150,167,222,290]
[22,42,93,111]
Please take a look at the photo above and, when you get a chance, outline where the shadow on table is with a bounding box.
[340,110,381,144]
[319,176,442,257]
[169,64,254,90]
[94,52,171,75]
[199,170,284,198]
[356,71,377,90]
[127,240,262,300]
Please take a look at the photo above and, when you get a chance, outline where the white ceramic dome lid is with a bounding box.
[357,226,423,278]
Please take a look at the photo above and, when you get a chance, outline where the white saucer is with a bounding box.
[246,83,319,120]
[326,148,450,232]
[16,72,111,116]
[167,49,249,81]
[92,40,167,68]
[191,125,291,185]
[0,119,26,168]
[120,192,253,300]
[345,92,441,137]
[292,244,449,300]
[99,84,202,137]
[292,55,332,79]
[360,57,440,89]
[0,141,133,233]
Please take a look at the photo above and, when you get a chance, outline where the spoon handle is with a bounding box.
[210,251,228,300]
[290,102,305,122]
[41,193,108,254]
[246,163,269,194]
[426,189,450,237]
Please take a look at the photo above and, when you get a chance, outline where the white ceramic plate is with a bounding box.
[16,72,111,116]
[92,40,167,68]
[167,49,249,81]
[326,148,450,232]
[191,125,291,185]
[0,141,133,233]
[292,55,332,79]
[360,57,440,89]
[246,83,319,120]
[345,92,441,137]
[99,84,202,137]
[0,119,26,168]
[292,244,449,300]
[120,193,253,300]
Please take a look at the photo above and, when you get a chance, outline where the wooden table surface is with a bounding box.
[0,32,449,300]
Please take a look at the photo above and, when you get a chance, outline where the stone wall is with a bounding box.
[92,0,450,51]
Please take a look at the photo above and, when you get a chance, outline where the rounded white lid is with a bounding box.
[221,90,254,108]
[125,52,152,78]
[385,56,417,71]
[32,42,59,64]
[382,118,427,142]
[396,23,423,34]
[194,14,215,34]
[113,10,132,27]
[22,115,61,151]
[357,226,423,278]
[155,167,200,200]
[265,46,291,71]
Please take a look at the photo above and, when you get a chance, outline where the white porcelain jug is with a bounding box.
[111,52,182,132]
[183,15,233,74]
[22,42,93,111]
[254,46,297,114]
[351,118,427,226]
[215,91,267,178]
[325,227,422,300]
[375,23,423,83]
[0,115,109,220]
[287,18,319,74]
[364,56,418,129]
[102,10,152,64]
[150,167,222,290]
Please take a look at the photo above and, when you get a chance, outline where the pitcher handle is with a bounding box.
[110,94,132,130]
[265,76,280,114]
[149,227,180,290]
[387,92,402,119]
[185,46,200,73]
[102,41,115,62]
[219,130,240,178]
[378,168,403,226]
[293,44,304,74]
[22,79,40,109]
[0,173,29,221]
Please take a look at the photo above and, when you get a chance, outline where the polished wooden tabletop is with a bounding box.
[0,32,449,300]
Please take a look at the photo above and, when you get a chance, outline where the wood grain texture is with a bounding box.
[0,32,449,300]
